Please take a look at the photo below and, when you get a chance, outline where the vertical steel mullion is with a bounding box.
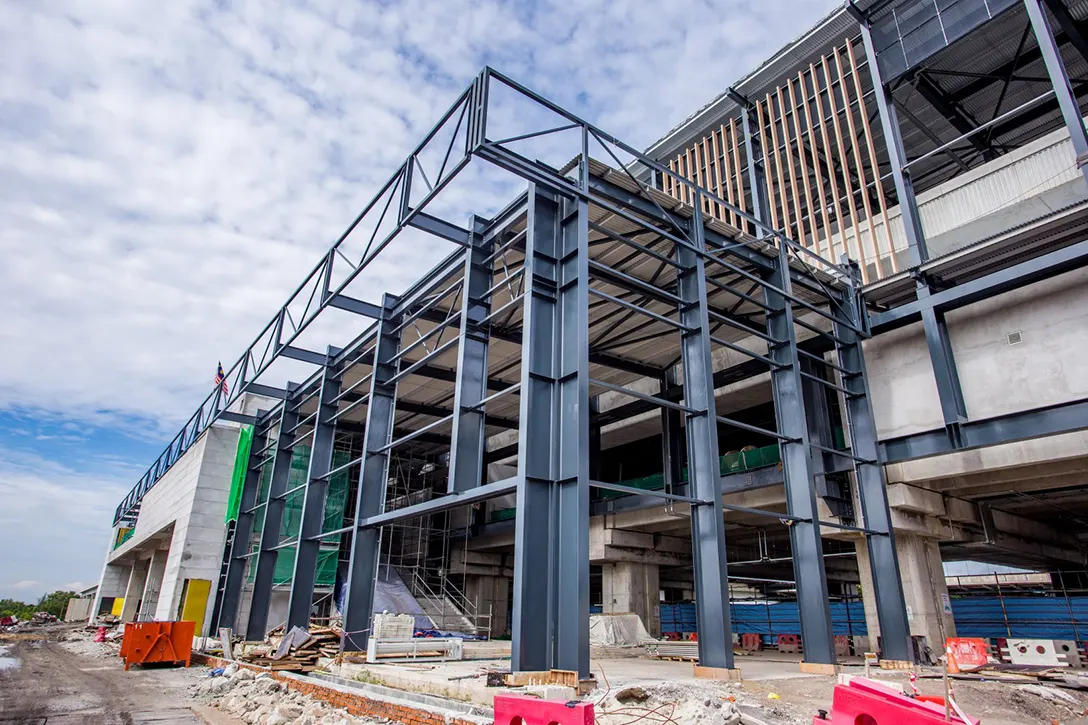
[764,241,836,666]
[853,12,928,267]
[216,422,270,632]
[660,370,685,496]
[511,184,590,676]
[1025,0,1088,186]
[835,263,912,663]
[342,294,402,651]
[286,348,344,630]
[448,217,493,493]
[246,391,301,639]
[735,95,771,229]
[676,197,735,671]
[855,12,969,443]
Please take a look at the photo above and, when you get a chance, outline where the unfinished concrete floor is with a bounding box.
[325,648,1088,725]
[0,636,204,724]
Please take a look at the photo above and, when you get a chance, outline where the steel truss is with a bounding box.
[115,68,914,669]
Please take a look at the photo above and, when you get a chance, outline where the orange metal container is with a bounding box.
[119,621,195,670]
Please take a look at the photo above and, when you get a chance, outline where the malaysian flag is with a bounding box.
[215,362,229,396]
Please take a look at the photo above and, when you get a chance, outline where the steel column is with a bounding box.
[286,348,343,630]
[510,183,591,676]
[246,390,300,639]
[1025,0,1088,185]
[447,216,493,493]
[855,9,970,444]
[764,246,836,666]
[676,203,735,671]
[835,265,912,663]
[216,423,269,631]
[341,294,402,651]
[731,89,771,227]
[853,11,929,267]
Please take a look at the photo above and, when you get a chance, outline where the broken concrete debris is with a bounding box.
[191,667,380,725]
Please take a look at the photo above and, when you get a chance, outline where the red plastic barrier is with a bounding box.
[494,694,594,725]
[945,637,990,672]
[741,633,762,651]
[778,634,801,653]
[119,621,195,671]
[813,677,979,724]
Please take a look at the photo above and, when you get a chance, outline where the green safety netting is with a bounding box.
[225,425,255,523]
[246,445,353,587]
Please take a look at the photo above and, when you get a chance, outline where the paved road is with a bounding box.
[0,637,203,724]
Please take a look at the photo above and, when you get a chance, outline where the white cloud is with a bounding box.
[1,0,835,436]
[10,580,41,591]
[0,445,131,600]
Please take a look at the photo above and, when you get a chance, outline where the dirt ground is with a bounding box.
[3,624,1088,725]
[0,626,205,724]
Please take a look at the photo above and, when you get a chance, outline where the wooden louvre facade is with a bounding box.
[663,38,907,283]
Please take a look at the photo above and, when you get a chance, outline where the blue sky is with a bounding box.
[0,0,839,600]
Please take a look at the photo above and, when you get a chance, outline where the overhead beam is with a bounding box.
[280,345,329,366]
[327,293,383,320]
[870,239,1088,332]
[881,397,1088,462]
[407,210,472,247]
[913,73,997,161]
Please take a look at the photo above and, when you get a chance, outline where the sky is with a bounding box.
[0,0,840,601]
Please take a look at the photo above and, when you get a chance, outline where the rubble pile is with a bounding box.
[191,666,381,725]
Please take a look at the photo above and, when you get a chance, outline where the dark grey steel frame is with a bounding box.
[112,68,914,669]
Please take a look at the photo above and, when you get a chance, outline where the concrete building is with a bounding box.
[97,0,1088,674]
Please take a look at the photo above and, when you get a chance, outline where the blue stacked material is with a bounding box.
[952,596,1088,640]
[660,601,868,636]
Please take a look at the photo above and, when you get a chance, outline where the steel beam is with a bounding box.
[914,73,996,161]
[882,397,1088,462]
[1025,0,1088,186]
[216,423,269,632]
[341,294,402,651]
[870,239,1088,332]
[834,265,912,663]
[286,348,343,630]
[764,245,836,666]
[660,370,685,495]
[246,388,300,639]
[511,184,591,676]
[676,202,735,671]
[448,217,493,493]
[852,9,929,267]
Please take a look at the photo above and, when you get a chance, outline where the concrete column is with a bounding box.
[140,548,169,619]
[91,560,131,624]
[601,562,661,637]
[465,575,510,638]
[855,534,955,657]
[120,558,151,622]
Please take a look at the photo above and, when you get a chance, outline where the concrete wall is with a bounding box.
[867,266,1088,481]
[98,422,240,634]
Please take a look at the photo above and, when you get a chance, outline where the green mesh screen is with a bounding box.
[224,425,254,523]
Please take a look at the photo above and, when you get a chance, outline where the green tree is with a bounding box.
[0,598,34,620]
[35,590,77,618]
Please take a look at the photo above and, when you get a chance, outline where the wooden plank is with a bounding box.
[847,37,899,275]
[813,57,847,265]
[709,126,727,224]
[788,74,818,253]
[776,86,805,244]
[801,63,834,261]
[729,118,748,232]
[823,51,867,281]
[761,93,787,232]
[835,42,880,282]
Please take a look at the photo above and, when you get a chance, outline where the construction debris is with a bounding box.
[233,625,342,672]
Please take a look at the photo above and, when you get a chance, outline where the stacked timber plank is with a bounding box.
[234,625,341,672]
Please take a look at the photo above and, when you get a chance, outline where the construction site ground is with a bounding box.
[2,624,1087,725]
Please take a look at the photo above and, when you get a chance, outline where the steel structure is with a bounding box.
[116,68,915,671]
